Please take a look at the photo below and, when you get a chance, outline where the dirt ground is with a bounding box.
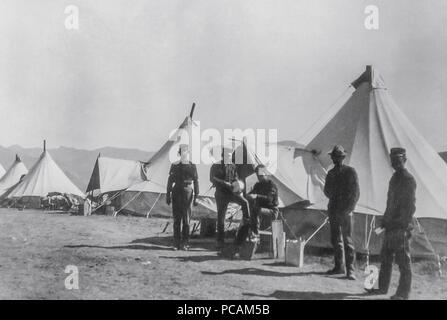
[0,208,446,300]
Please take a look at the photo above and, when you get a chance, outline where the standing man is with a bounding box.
[166,144,199,251]
[324,145,360,280]
[367,148,416,300]
[210,146,250,250]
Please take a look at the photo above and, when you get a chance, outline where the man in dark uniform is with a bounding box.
[230,164,279,257]
[367,147,416,300]
[210,146,250,250]
[166,144,199,251]
[324,145,360,280]
[245,164,279,238]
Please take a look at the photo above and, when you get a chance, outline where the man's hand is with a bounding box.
[166,193,171,206]
[246,194,257,201]
[193,197,199,207]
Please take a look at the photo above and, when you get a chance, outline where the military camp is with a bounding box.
[1,1,447,302]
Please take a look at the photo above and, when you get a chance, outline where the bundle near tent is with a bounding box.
[6,141,85,209]
[283,66,447,258]
[0,154,28,198]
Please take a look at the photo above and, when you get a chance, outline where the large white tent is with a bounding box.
[0,155,28,197]
[283,66,447,257]
[7,145,84,208]
[119,115,217,218]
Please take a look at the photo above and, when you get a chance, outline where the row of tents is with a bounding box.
[1,66,447,259]
[0,144,85,209]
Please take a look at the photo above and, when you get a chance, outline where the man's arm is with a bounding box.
[210,164,232,191]
[345,168,360,213]
[167,164,175,194]
[249,182,279,208]
[324,171,334,199]
[166,164,175,205]
[381,178,394,229]
[192,164,199,197]
[398,176,417,230]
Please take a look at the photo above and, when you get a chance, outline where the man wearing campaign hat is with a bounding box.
[324,145,360,280]
[367,147,416,300]
[210,145,250,250]
[166,144,199,251]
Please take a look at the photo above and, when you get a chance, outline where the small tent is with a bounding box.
[0,155,28,197]
[86,155,146,197]
[283,66,447,257]
[7,143,84,208]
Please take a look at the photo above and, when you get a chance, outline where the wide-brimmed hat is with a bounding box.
[328,145,347,157]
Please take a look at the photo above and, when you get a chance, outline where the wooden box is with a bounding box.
[285,239,305,268]
[270,220,286,259]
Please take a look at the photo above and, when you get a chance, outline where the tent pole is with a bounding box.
[90,190,122,215]
[303,217,329,246]
[114,191,142,217]
[146,193,162,219]
[365,215,368,250]
[189,102,196,119]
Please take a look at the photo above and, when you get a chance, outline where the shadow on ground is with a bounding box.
[131,236,218,251]
[160,255,225,263]
[64,244,174,251]
[243,290,372,300]
[201,267,304,277]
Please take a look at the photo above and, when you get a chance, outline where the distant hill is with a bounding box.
[0,145,154,192]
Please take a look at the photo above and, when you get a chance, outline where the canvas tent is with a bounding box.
[0,155,28,197]
[243,142,327,208]
[118,114,217,219]
[7,144,84,208]
[86,155,146,197]
[282,66,447,257]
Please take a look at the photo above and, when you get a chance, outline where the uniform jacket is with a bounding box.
[209,162,239,195]
[324,164,360,216]
[250,179,279,209]
[167,161,199,196]
[382,168,416,231]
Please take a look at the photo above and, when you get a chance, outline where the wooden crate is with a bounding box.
[270,220,285,259]
[285,239,305,267]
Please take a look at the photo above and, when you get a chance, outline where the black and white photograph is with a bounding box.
[0,0,446,303]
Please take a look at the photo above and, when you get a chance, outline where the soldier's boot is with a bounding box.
[181,241,190,251]
[326,266,345,275]
[365,288,387,295]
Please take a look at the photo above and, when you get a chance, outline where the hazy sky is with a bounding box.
[0,0,446,151]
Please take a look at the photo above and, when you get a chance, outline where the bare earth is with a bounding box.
[0,208,445,300]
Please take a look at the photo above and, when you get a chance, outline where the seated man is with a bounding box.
[234,164,279,249]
